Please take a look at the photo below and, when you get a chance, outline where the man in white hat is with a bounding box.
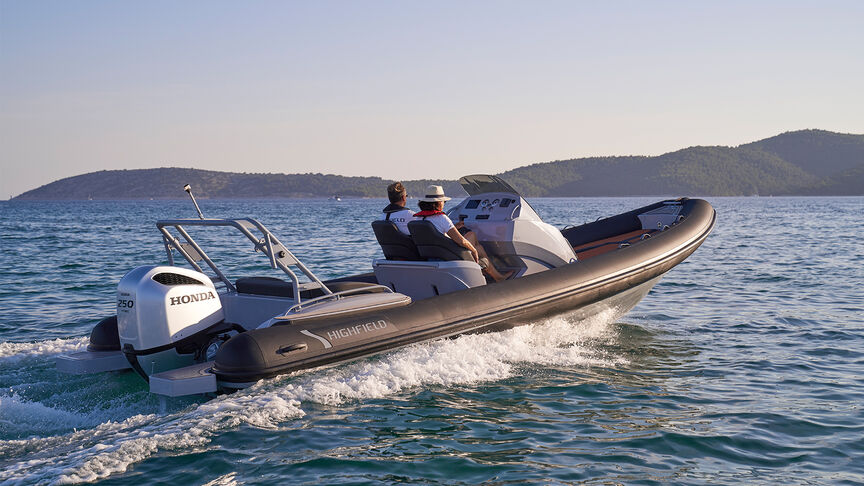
[413,185,512,282]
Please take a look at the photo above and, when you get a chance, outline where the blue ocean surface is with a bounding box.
[0,197,862,485]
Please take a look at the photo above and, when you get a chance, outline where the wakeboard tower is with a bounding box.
[56,175,715,397]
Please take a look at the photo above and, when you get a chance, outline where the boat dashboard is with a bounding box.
[446,191,577,276]
[448,194,522,223]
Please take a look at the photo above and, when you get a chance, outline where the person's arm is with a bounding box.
[446,227,479,263]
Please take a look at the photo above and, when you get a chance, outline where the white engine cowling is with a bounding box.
[117,265,224,353]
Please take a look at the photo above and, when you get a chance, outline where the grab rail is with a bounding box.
[156,218,331,305]
[275,284,396,318]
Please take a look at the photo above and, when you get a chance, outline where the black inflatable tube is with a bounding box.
[213,199,716,384]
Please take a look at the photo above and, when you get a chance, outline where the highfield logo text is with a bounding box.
[327,320,388,341]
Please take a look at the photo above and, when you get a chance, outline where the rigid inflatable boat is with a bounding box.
[56,175,715,397]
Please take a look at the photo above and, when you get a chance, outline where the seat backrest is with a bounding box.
[372,220,422,261]
[408,220,473,261]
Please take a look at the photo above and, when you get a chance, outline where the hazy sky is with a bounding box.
[1,0,862,197]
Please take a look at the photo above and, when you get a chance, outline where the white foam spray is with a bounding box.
[0,337,89,365]
[1,309,625,484]
[202,473,240,486]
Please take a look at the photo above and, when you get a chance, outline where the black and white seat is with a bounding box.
[372,220,485,299]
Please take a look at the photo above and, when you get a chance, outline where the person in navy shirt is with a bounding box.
[380,182,414,235]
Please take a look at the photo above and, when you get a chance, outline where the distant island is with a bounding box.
[11,129,864,200]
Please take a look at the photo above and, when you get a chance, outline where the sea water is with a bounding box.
[0,197,862,485]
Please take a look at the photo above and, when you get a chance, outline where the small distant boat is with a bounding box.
[330,195,342,201]
[56,175,715,397]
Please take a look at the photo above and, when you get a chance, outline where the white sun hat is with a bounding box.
[419,185,451,202]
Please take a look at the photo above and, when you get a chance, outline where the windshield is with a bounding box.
[458,174,521,196]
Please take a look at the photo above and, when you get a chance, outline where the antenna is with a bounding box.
[183,184,205,219]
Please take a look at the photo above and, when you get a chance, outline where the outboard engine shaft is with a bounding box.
[117,265,232,380]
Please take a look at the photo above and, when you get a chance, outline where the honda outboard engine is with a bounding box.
[117,265,234,380]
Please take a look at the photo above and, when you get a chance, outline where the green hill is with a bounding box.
[11,169,465,201]
[499,129,862,196]
[11,129,864,200]
[741,129,864,178]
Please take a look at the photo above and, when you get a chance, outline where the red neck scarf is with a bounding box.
[413,210,445,217]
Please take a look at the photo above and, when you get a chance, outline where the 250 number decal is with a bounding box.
[117,299,134,309]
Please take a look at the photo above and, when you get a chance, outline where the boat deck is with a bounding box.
[573,229,656,260]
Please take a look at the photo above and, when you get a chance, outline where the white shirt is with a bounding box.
[414,213,455,236]
[380,208,414,235]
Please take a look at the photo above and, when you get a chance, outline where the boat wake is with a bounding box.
[0,308,627,484]
[0,337,89,365]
